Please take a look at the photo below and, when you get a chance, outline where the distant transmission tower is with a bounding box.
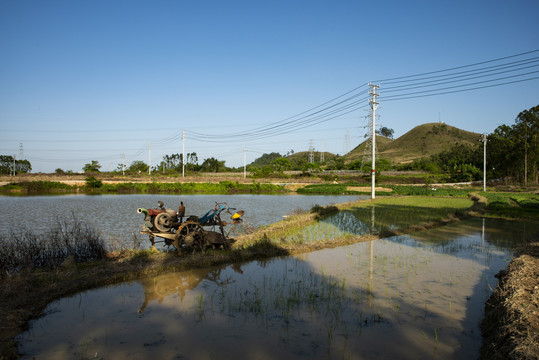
[19,143,23,160]
[344,131,351,154]
[308,140,314,163]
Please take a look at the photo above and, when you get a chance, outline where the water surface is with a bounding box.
[17,217,538,359]
[0,194,361,247]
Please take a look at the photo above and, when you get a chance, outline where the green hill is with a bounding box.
[346,122,481,164]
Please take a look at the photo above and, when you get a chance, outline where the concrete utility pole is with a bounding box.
[369,83,380,199]
[148,142,152,175]
[182,130,186,177]
[480,133,488,192]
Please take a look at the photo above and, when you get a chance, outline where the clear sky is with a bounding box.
[1,0,538,173]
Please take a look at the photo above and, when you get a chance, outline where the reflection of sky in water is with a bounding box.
[0,194,362,247]
[17,218,537,360]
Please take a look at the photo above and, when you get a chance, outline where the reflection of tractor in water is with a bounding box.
[137,201,244,255]
[137,263,243,314]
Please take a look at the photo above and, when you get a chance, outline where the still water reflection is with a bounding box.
[0,194,361,247]
[17,217,538,359]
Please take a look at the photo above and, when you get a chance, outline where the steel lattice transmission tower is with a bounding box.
[308,139,314,163]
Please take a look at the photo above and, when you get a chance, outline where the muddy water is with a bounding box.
[17,218,539,359]
[0,194,361,247]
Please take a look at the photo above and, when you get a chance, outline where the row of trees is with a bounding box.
[0,155,31,175]
[77,153,229,175]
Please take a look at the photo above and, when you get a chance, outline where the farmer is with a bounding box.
[178,201,185,223]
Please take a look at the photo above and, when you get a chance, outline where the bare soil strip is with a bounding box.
[481,239,539,360]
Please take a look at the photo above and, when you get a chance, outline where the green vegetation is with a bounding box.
[482,192,539,220]
[0,180,285,195]
[297,183,472,197]
[101,181,284,194]
[85,176,103,189]
[0,180,75,193]
[82,160,102,173]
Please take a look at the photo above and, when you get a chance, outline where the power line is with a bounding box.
[372,48,539,83]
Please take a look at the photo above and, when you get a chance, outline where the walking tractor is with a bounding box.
[137,201,245,255]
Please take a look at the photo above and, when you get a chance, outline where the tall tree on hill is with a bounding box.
[377,126,394,139]
[488,105,538,184]
[514,105,538,184]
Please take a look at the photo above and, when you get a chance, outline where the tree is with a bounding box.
[377,126,394,139]
[0,156,32,174]
[200,157,225,172]
[83,160,101,173]
[249,152,282,168]
[487,105,539,184]
[514,105,539,184]
[128,160,149,173]
[271,157,291,172]
[16,159,31,173]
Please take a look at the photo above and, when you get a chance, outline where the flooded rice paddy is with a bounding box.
[17,217,539,359]
[0,194,361,247]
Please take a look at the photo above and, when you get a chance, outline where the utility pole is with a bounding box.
[243,147,247,178]
[369,83,380,199]
[480,133,487,192]
[12,154,16,177]
[182,130,186,177]
[148,142,152,175]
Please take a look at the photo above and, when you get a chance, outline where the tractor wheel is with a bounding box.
[154,213,173,232]
[175,222,205,252]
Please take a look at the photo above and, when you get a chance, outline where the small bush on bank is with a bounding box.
[310,204,339,219]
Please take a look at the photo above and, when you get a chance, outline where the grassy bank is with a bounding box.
[481,192,539,221]
[0,180,285,195]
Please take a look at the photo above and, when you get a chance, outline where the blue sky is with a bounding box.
[1,0,538,173]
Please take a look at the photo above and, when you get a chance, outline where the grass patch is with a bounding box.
[297,183,473,197]
[483,192,539,220]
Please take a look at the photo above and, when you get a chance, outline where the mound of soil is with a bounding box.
[481,238,539,359]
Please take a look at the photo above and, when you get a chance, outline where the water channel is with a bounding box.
[15,206,539,359]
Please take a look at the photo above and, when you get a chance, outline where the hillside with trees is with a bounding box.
[346,123,481,164]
